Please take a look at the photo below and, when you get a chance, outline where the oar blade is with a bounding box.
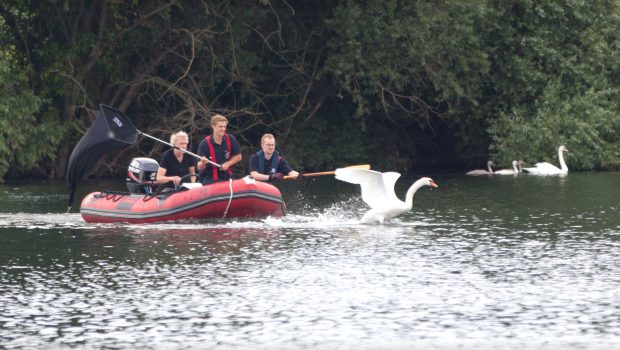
[345,164,370,170]
[284,164,371,179]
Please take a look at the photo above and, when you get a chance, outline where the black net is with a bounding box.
[66,105,139,207]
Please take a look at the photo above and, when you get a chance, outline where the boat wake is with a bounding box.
[0,197,431,233]
[0,212,87,230]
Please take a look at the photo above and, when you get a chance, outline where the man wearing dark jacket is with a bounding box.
[249,133,299,182]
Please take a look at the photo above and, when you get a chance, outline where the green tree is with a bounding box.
[0,50,65,180]
[320,0,491,169]
[486,0,620,170]
[2,0,620,178]
[490,81,620,170]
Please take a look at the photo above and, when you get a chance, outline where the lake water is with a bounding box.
[1,172,620,349]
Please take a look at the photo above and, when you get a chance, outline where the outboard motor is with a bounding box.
[126,157,159,194]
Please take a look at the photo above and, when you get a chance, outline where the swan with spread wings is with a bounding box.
[335,168,437,224]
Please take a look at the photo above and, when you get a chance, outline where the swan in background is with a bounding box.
[334,168,438,224]
[466,160,494,175]
[494,160,524,175]
[523,146,569,175]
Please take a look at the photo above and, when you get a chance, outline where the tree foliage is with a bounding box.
[486,0,620,170]
[490,81,620,170]
[1,0,620,179]
[0,49,66,181]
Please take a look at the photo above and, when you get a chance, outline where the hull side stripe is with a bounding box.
[81,191,283,219]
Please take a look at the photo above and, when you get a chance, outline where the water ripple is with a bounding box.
[2,173,620,349]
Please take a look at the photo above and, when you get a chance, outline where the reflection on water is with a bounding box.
[1,173,620,349]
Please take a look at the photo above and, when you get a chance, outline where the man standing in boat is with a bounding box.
[249,133,300,182]
[197,114,242,184]
[156,131,196,189]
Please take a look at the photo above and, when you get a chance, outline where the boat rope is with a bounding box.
[222,178,234,218]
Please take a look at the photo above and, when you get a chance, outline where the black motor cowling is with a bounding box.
[126,157,159,194]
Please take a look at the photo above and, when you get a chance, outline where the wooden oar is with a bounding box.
[284,164,370,179]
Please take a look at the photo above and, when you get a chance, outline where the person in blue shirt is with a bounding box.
[249,133,299,182]
[196,114,242,184]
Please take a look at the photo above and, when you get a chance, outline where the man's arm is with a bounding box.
[188,166,196,183]
[156,167,181,186]
[250,170,271,182]
[221,153,242,171]
[196,141,210,171]
[197,157,211,171]
[248,154,268,181]
[279,158,299,178]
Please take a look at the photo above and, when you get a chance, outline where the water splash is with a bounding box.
[0,195,394,232]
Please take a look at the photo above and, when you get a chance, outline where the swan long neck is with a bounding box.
[558,147,568,172]
[404,179,427,208]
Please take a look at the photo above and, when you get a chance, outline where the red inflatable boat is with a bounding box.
[80,177,286,223]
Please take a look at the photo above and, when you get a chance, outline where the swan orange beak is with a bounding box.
[429,180,438,188]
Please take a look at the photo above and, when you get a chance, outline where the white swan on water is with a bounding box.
[494,160,523,175]
[334,168,438,224]
[523,146,569,175]
[466,160,494,175]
